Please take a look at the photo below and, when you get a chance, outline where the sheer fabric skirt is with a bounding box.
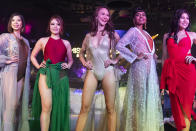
[0,64,23,131]
[31,62,70,131]
[120,59,164,131]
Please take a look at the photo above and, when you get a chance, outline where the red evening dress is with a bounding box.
[161,31,196,131]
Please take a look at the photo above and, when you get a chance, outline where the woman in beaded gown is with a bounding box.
[116,7,164,131]
[161,9,196,131]
[31,15,73,131]
[76,6,121,131]
[0,13,31,131]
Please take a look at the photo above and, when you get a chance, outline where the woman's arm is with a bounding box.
[63,40,73,69]
[190,32,196,46]
[0,33,18,67]
[184,32,196,64]
[116,28,138,63]
[104,32,121,67]
[31,38,44,69]
[114,31,122,62]
[79,34,93,69]
[79,34,88,66]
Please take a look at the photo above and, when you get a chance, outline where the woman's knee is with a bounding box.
[106,104,115,114]
[42,101,52,113]
[80,104,90,114]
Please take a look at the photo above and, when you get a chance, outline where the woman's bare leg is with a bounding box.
[102,70,116,131]
[181,115,190,131]
[39,74,52,131]
[180,105,190,131]
[16,78,24,103]
[76,71,98,131]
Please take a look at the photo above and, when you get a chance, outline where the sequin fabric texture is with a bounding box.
[116,27,164,131]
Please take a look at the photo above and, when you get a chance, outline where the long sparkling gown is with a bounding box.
[31,37,70,131]
[161,31,196,131]
[116,27,164,131]
[81,33,120,131]
[0,33,31,131]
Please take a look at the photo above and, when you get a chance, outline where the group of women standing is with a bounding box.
[0,5,195,131]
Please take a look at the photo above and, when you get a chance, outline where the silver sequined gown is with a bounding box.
[116,27,164,131]
[0,33,30,131]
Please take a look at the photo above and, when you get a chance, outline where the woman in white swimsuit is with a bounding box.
[76,6,120,131]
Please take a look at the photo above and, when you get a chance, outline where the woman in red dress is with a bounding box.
[161,9,196,131]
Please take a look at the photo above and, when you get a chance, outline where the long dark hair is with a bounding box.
[7,12,25,33]
[90,6,115,41]
[168,9,190,43]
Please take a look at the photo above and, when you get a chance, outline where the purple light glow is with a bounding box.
[75,66,87,78]
[119,66,127,73]
[25,24,32,34]
[115,30,126,38]
[73,89,104,95]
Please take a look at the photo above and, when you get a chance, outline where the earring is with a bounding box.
[144,23,147,29]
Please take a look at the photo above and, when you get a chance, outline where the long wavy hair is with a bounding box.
[90,6,115,41]
[168,9,190,43]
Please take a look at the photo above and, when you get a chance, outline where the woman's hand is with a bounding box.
[153,53,159,64]
[83,61,93,70]
[161,89,169,96]
[39,61,46,68]
[61,63,70,69]
[6,56,18,64]
[154,53,158,60]
[185,55,196,64]
[136,52,148,60]
[104,59,117,68]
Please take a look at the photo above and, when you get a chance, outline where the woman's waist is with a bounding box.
[92,65,113,70]
[163,58,195,72]
[44,56,65,64]
[41,59,64,70]
[88,58,108,65]
[166,57,186,63]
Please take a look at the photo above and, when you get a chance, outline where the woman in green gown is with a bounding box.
[31,15,73,131]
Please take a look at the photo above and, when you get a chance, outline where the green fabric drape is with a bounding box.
[31,59,70,131]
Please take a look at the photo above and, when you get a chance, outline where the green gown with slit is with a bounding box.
[31,59,70,131]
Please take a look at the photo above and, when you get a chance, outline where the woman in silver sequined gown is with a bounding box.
[0,13,30,131]
[116,7,164,131]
